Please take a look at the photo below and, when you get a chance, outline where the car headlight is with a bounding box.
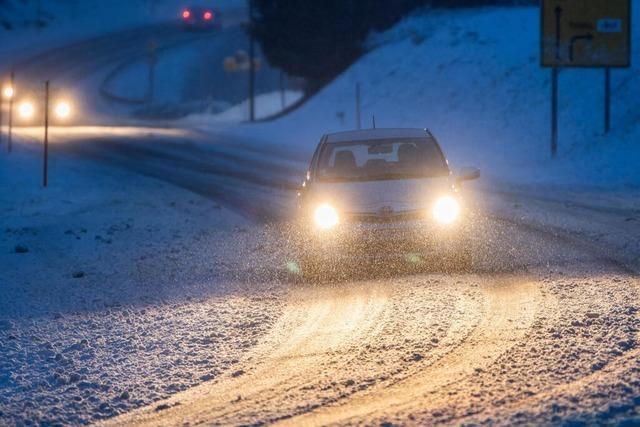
[54,101,72,119]
[432,195,460,225]
[3,86,14,99]
[18,101,35,120]
[313,203,339,230]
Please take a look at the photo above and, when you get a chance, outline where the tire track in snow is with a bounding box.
[277,277,541,426]
[101,276,538,426]
[101,283,394,426]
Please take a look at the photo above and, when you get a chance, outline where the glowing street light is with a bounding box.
[18,101,35,120]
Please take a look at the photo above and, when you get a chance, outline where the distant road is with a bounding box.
[6,6,267,122]
[11,6,248,84]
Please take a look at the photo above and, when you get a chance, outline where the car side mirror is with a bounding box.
[456,167,480,182]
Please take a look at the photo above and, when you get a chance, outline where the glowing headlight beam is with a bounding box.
[54,101,72,119]
[18,101,35,120]
[314,203,339,230]
[432,195,460,225]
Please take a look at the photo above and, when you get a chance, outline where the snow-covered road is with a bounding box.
[104,215,640,426]
[11,125,304,220]
[3,127,639,426]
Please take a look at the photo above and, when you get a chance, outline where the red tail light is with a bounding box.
[182,10,191,19]
[204,11,213,20]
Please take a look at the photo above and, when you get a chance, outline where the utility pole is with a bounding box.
[355,83,361,130]
[8,70,14,153]
[604,67,611,133]
[248,0,255,122]
[279,71,286,110]
[43,81,50,187]
[0,86,3,147]
[550,68,558,158]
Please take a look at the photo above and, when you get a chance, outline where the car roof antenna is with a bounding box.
[372,115,376,129]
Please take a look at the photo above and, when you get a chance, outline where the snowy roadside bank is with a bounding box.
[476,183,640,274]
[198,5,640,190]
[0,139,288,425]
[0,138,250,315]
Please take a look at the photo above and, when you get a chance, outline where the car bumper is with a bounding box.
[298,218,467,259]
[181,20,218,29]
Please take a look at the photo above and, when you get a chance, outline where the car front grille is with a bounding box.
[345,209,426,224]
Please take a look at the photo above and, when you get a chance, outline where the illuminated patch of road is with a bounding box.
[278,277,542,426]
[102,276,512,426]
[12,126,189,142]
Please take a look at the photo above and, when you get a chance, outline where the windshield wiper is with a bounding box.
[319,172,444,183]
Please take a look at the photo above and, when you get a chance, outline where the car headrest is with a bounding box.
[333,150,357,172]
[397,143,420,164]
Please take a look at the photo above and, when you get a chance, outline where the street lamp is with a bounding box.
[0,85,11,145]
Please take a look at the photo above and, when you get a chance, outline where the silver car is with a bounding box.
[296,128,480,276]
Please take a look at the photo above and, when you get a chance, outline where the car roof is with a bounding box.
[324,128,432,143]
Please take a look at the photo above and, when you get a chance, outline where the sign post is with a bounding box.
[43,81,49,187]
[355,83,361,130]
[279,71,286,110]
[8,70,14,153]
[551,68,558,157]
[541,0,631,155]
[604,67,611,133]
[0,88,3,147]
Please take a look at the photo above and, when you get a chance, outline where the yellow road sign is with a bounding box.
[541,0,631,67]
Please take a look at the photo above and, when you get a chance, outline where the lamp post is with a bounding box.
[7,71,15,153]
[43,81,49,187]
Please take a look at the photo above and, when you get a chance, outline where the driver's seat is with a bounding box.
[333,150,357,174]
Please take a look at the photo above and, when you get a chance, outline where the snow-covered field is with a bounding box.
[208,5,640,189]
[0,140,290,424]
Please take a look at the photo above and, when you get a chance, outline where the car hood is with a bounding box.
[313,177,453,214]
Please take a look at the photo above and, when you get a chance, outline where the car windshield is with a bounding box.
[316,137,448,182]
